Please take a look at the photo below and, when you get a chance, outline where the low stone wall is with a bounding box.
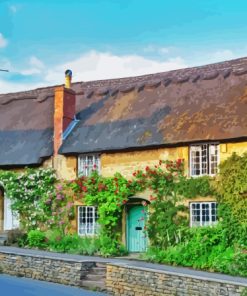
[106,264,247,296]
[0,251,94,286]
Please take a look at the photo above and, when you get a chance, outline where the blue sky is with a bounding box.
[1,0,247,92]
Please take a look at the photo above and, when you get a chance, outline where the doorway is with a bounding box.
[127,205,147,252]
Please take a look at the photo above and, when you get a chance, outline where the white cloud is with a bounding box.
[19,56,45,75]
[211,49,235,61]
[44,51,188,84]
[0,80,46,94]
[143,45,171,55]
[0,33,8,48]
[1,51,188,93]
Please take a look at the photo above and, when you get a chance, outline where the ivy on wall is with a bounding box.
[215,152,247,224]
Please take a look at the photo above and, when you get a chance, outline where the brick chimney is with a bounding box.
[54,69,75,155]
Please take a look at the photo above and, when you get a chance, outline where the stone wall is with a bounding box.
[0,252,94,286]
[106,264,247,296]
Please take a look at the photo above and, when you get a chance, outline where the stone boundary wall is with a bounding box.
[106,263,247,296]
[0,251,95,286]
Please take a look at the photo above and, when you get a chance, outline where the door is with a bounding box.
[4,197,19,230]
[127,205,147,252]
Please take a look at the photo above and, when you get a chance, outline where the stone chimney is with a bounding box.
[54,69,75,155]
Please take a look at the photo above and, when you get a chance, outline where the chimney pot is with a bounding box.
[65,69,72,88]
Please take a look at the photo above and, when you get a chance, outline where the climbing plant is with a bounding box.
[69,159,214,249]
[0,168,57,230]
[215,152,247,224]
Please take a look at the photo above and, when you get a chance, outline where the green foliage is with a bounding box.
[177,176,214,198]
[69,171,135,253]
[69,159,214,254]
[46,232,100,255]
[27,230,47,249]
[144,225,247,277]
[215,152,247,224]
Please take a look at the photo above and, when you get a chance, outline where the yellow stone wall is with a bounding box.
[46,141,247,181]
[219,141,247,162]
[101,146,189,179]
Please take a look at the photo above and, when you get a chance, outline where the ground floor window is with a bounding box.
[78,206,99,235]
[190,202,218,227]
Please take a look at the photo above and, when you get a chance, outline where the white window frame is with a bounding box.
[78,154,100,177]
[78,206,99,236]
[190,202,218,227]
[190,143,219,177]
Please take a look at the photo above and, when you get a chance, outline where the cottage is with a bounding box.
[0,57,247,251]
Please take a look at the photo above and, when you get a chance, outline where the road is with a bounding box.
[0,274,107,296]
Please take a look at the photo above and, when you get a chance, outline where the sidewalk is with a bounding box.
[0,246,247,287]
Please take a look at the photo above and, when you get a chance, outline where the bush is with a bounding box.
[27,230,47,249]
[144,225,247,277]
[99,234,128,257]
[45,230,101,255]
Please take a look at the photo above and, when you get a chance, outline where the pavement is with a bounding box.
[0,274,107,296]
[0,246,247,286]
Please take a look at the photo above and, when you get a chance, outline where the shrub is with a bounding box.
[27,230,47,249]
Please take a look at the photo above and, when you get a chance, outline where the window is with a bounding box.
[78,206,99,235]
[190,202,217,227]
[190,144,219,176]
[78,154,100,177]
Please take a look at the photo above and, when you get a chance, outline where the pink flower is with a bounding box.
[56,184,63,190]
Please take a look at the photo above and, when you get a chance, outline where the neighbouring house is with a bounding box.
[0,57,247,251]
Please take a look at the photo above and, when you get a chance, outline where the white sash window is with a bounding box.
[78,154,100,177]
[78,206,99,235]
[190,202,218,227]
[190,144,219,176]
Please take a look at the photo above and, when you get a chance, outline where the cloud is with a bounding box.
[19,56,45,75]
[0,79,46,94]
[143,45,171,55]
[0,33,8,48]
[1,51,188,93]
[44,51,188,84]
[211,49,235,61]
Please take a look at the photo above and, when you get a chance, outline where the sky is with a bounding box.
[1,0,247,93]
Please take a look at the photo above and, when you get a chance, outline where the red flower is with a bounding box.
[82,186,87,192]
[93,164,97,169]
[145,166,150,171]
[133,172,137,177]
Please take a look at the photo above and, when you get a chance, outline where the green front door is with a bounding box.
[127,205,147,252]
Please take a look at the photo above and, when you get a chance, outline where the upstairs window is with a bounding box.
[78,206,99,235]
[190,202,218,227]
[190,144,219,176]
[78,154,100,177]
